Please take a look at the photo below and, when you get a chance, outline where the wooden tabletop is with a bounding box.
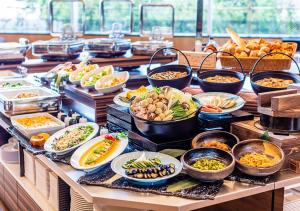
[35,154,300,211]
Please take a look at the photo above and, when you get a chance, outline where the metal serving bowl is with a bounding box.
[192,130,239,150]
[250,52,300,95]
[181,148,235,182]
[197,51,246,94]
[147,47,192,90]
[232,139,285,176]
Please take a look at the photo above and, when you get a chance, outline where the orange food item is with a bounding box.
[201,105,222,113]
[30,135,46,147]
[38,133,50,141]
[200,141,230,151]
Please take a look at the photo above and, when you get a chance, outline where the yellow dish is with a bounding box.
[79,136,120,167]
[16,116,59,129]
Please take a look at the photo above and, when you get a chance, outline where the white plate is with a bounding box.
[95,71,129,94]
[194,92,245,116]
[11,112,65,139]
[70,133,128,171]
[113,91,130,107]
[44,122,99,155]
[111,151,182,184]
[80,65,114,89]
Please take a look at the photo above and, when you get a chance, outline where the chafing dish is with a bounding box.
[0,78,40,90]
[32,38,85,61]
[0,38,29,64]
[0,87,61,117]
[0,70,22,79]
[132,3,174,55]
[132,40,173,55]
[32,0,85,61]
[84,38,131,57]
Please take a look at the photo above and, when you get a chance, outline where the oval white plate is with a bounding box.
[70,133,128,171]
[194,92,245,116]
[44,122,99,155]
[80,65,114,89]
[111,151,182,184]
[95,71,129,94]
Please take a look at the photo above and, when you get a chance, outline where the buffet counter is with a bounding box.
[33,154,299,211]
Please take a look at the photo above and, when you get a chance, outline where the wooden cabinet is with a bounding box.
[3,168,18,211]
[18,184,42,211]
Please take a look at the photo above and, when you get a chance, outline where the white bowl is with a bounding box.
[70,133,128,171]
[111,151,182,184]
[44,122,99,155]
[80,65,114,90]
[95,71,129,94]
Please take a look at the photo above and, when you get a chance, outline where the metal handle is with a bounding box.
[49,0,86,37]
[140,3,175,36]
[147,47,191,74]
[99,0,134,34]
[198,51,246,78]
[250,52,300,76]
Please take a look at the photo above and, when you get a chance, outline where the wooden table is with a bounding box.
[0,52,176,73]
[34,154,300,211]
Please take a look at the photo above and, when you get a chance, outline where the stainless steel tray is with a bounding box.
[132,40,173,55]
[32,39,85,60]
[0,87,61,116]
[0,78,40,90]
[0,70,23,79]
[0,41,29,64]
[85,38,131,57]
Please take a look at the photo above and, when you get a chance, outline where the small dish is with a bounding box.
[111,151,182,186]
[192,130,239,151]
[181,148,235,181]
[95,71,129,94]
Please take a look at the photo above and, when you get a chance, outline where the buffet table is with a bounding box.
[0,59,300,211]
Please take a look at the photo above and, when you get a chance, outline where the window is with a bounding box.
[0,0,197,35]
[202,0,300,37]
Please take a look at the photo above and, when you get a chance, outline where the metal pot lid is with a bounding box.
[32,38,84,46]
[132,40,173,48]
[85,38,131,45]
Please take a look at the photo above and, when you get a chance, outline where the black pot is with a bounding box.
[197,51,246,94]
[130,98,201,140]
[147,47,192,90]
[250,52,300,94]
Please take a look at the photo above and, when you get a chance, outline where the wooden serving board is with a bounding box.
[257,89,300,118]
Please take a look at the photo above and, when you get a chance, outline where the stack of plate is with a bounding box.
[70,188,93,211]
[35,159,50,199]
[24,150,36,185]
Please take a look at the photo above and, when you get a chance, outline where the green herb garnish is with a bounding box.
[170,101,186,119]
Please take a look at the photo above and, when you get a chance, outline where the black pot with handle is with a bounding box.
[250,52,300,94]
[147,47,192,90]
[197,51,246,94]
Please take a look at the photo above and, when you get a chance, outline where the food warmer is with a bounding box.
[84,0,133,57]
[0,38,29,64]
[31,0,85,61]
[0,87,61,117]
[131,3,174,56]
